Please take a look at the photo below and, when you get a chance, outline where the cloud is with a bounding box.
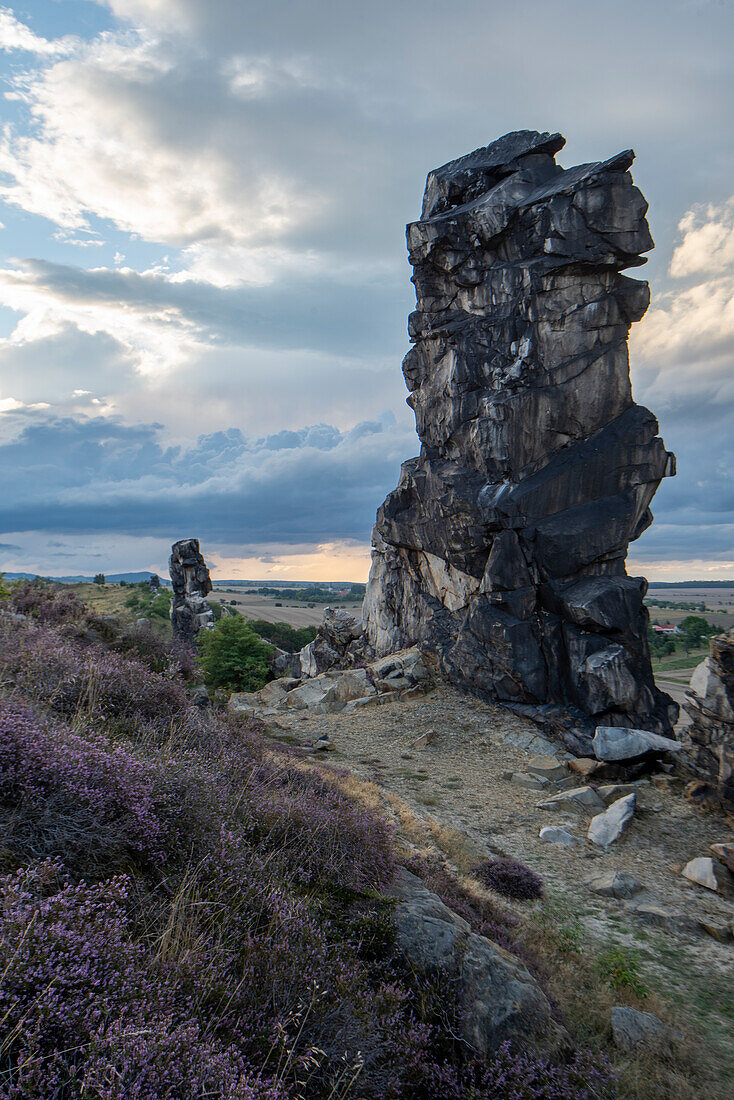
[0,0,733,580]
[0,9,74,56]
[669,199,734,278]
[0,410,414,546]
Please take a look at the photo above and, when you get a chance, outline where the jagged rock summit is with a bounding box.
[364,130,677,744]
[169,538,214,641]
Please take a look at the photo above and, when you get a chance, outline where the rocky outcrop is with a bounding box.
[364,130,677,742]
[390,868,567,1057]
[228,646,432,717]
[611,1007,665,1052]
[684,629,734,814]
[298,607,369,677]
[169,538,214,642]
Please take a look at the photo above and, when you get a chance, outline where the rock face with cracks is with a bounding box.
[364,129,677,742]
[169,538,214,642]
[685,629,734,814]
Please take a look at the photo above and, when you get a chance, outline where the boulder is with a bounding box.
[526,755,567,782]
[391,868,567,1057]
[595,783,639,804]
[511,773,549,790]
[227,691,260,716]
[584,871,644,899]
[711,843,734,874]
[343,691,400,711]
[539,826,581,847]
[592,726,681,761]
[587,793,636,847]
[681,856,733,894]
[284,668,376,714]
[363,129,676,737]
[611,1006,665,1051]
[538,786,605,813]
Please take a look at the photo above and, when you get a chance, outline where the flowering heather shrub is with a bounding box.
[7,580,84,625]
[470,1041,613,1098]
[0,862,289,1099]
[474,858,544,901]
[0,702,172,866]
[0,620,186,729]
[114,621,197,679]
[0,605,611,1099]
[231,760,395,891]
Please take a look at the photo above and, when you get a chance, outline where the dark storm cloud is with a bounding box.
[0,411,413,544]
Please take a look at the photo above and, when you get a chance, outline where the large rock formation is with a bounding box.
[364,130,676,742]
[685,630,734,815]
[169,538,214,642]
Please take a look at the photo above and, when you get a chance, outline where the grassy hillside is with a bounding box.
[1,580,724,1099]
[0,581,618,1099]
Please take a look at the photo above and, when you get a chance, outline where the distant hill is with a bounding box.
[2,571,165,584]
[647,580,734,588]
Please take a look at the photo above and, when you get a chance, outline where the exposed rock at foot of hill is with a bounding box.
[363,129,677,743]
[169,538,214,642]
[298,606,370,676]
[229,645,433,716]
[391,868,568,1057]
[684,629,734,815]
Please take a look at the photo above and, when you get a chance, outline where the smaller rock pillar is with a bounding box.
[169,538,214,642]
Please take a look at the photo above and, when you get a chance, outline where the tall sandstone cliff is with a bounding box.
[364,130,677,741]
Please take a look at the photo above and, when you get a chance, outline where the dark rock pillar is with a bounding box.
[169,538,214,642]
[364,130,677,739]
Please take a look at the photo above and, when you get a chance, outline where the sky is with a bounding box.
[0,0,733,582]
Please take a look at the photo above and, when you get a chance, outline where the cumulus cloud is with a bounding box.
[669,199,734,278]
[630,195,734,569]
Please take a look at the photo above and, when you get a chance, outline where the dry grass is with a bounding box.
[517,892,731,1100]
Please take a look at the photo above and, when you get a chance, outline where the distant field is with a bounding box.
[646,584,734,633]
[208,588,343,628]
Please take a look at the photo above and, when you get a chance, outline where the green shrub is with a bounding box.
[595,946,649,997]
[247,619,317,652]
[197,615,273,692]
[149,592,171,620]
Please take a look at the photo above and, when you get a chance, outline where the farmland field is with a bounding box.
[208,587,337,627]
[646,584,734,630]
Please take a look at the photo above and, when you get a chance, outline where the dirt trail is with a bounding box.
[266,682,734,1075]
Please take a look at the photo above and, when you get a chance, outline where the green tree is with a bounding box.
[247,619,317,652]
[679,615,713,646]
[149,592,171,620]
[93,573,106,585]
[197,615,273,692]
